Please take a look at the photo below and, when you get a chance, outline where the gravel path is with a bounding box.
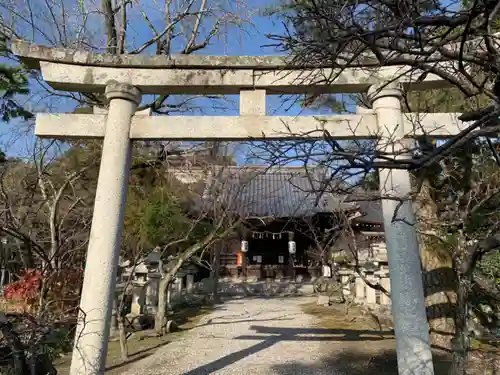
[122,296,345,375]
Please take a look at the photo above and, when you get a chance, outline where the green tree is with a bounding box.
[119,155,239,335]
[0,35,32,122]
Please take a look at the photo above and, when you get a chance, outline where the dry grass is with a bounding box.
[0,297,31,314]
[302,302,393,333]
[302,301,453,374]
[302,301,500,374]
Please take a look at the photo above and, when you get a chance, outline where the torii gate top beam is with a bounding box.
[12,40,448,95]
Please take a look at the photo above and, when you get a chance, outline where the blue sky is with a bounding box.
[1,0,350,165]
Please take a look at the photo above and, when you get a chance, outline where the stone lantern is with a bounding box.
[145,248,162,272]
[145,272,161,314]
[134,263,148,283]
[130,263,148,316]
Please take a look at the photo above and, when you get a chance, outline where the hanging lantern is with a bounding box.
[322,264,332,278]
[241,240,249,253]
[288,241,296,255]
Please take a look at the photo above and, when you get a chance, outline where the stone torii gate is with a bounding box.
[13,40,470,375]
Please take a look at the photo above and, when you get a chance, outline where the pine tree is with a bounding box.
[0,33,32,122]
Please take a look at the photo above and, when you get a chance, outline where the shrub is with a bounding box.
[3,269,42,311]
[3,268,83,317]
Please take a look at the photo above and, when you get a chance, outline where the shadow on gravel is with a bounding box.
[181,325,394,375]
[271,348,498,375]
[193,316,297,328]
[270,349,453,375]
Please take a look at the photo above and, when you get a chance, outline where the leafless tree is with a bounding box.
[0,138,97,275]
[0,138,98,375]
[152,167,243,335]
[263,0,500,168]
[414,144,500,373]
[1,0,250,170]
[1,0,249,111]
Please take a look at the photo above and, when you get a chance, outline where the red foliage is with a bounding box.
[3,268,84,316]
[3,269,42,302]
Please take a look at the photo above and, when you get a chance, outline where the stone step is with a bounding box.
[217,281,315,297]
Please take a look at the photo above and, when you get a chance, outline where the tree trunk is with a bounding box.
[0,268,6,290]
[211,245,221,303]
[155,276,173,335]
[154,224,237,334]
[450,273,469,375]
[117,315,128,361]
[450,240,473,375]
[417,180,457,350]
[421,253,457,349]
[102,0,118,54]
[167,285,171,309]
[19,242,34,269]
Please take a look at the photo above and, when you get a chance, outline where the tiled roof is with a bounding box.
[345,188,384,224]
[356,200,383,223]
[206,166,376,219]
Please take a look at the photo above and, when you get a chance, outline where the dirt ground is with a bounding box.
[303,302,500,375]
[54,304,214,375]
[53,298,500,375]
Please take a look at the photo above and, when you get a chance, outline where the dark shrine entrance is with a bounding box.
[243,219,315,280]
[248,236,289,266]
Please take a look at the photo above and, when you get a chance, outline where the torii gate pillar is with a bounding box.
[369,82,434,375]
[70,82,141,375]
